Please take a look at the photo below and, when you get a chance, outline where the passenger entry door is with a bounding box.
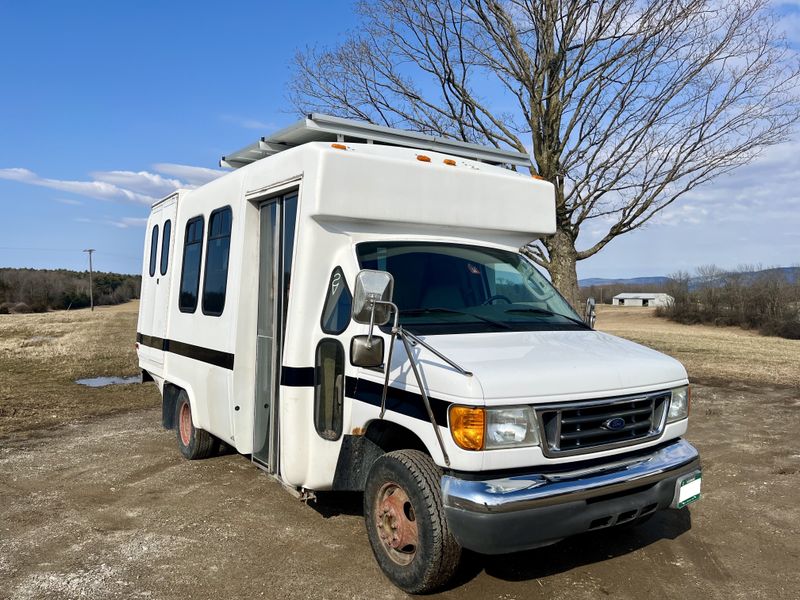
[252,193,298,471]
[152,197,176,343]
[139,196,177,368]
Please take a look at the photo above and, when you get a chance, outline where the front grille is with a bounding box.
[537,391,669,457]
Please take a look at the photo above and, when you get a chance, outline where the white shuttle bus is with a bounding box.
[137,114,701,593]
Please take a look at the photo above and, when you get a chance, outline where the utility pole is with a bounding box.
[83,249,95,311]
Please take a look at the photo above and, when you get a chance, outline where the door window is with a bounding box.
[148,224,159,277]
[314,339,344,441]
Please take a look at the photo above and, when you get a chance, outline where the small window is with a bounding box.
[179,216,204,313]
[160,220,171,276]
[202,207,233,316]
[314,339,344,441]
[148,224,159,277]
[320,267,352,334]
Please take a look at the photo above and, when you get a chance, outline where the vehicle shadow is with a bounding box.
[309,491,364,518]
[310,491,692,587]
[449,509,692,587]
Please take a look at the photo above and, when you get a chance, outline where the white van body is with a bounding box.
[137,115,700,593]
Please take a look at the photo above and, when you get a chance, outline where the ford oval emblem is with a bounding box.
[603,417,626,431]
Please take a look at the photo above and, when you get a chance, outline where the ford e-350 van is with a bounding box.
[137,114,701,593]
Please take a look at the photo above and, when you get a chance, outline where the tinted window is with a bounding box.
[160,220,171,276]
[179,216,204,313]
[320,267,352,334]
[356,242,584,335]
[202,207,233,316]
[148,224,159,277]
[314,339,344,441]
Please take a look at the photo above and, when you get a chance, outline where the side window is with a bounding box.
[179,216,204,313]
[202,206,233,316]
[320,267,352,334]
[160,220,171,276]
[314,339,344,441]
[148,224,159,277]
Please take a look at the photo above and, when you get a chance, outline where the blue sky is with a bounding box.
[1,1,798,279]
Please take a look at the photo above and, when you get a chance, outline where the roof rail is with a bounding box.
[220,113,531,169]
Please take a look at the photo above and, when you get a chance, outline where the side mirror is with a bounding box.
[584,297,597,328]
[350,335,385,368]
[352,269,395,325]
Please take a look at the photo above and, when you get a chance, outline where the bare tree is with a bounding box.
[290,0,800,306]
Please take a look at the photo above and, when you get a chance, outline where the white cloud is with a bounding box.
[153,163,226,186]
[0,162,227,207]
[0,167,156,204]
[90,170,184,198]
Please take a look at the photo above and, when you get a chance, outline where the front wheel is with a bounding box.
[364,450,461,594]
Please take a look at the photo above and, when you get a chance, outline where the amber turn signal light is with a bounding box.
[449,406,485,450]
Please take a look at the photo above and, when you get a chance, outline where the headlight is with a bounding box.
[667,385,691,423]
[449,405,540,450]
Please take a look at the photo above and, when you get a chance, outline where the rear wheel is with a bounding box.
[174,391,215,460]
[364,450,461,594]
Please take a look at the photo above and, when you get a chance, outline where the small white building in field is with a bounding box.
[612,293,673,307]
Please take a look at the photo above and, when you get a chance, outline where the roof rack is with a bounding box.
[220,113,531,169]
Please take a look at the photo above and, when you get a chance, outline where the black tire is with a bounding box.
[174,391,215,460]
[364,450,461,594]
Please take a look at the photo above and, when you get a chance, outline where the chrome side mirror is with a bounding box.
[584,297,597,328]
[350,335,385,368]
[352,269,394,326]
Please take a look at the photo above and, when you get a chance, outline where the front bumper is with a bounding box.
[441,438,700,555]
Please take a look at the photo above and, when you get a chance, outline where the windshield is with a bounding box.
[356,242,586,334]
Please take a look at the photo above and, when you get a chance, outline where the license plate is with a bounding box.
[677,472,701,508]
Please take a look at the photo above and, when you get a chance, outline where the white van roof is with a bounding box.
[220,113,531,170]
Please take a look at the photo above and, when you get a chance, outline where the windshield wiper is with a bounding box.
[401,307,512,330]
[504,307,589,328]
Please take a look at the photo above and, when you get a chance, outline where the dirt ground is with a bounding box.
[1,303,799,599]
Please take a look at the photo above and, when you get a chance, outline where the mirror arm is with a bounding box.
[399,330,451,467]
[402,330,473,377]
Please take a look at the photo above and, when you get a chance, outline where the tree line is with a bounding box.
[0,268,141,313]
[582,266,800,340]
[658,266,800,339]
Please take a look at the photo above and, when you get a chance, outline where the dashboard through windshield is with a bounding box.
[356,242,586,335]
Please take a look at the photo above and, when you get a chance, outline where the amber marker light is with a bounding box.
[443,158,457,166]
[532,174,545,180]
[449,406,485,450]
[331,143,347,150]
[416,154,431,162]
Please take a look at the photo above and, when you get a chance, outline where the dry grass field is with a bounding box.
[596,305,800,389]
[0,301,155,437]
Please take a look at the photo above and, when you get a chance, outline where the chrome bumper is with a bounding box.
[441,438,700,554]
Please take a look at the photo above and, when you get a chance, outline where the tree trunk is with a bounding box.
[546,229,581,310]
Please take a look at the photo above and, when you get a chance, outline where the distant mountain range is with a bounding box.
[579,267,799,289]
[579,276,671,287]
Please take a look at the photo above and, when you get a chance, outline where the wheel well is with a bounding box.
[162,383,182,430]
[365,420,428,455]
[331,421,430,492]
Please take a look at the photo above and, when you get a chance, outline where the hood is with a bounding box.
[414,330,687,402]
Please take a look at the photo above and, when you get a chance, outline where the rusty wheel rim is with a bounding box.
[179,402,192,447]
[375,482,418,566]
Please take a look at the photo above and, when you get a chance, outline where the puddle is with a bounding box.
[75,375,141,388]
